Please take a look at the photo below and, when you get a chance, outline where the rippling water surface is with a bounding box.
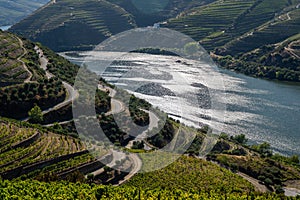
[62,51,300,156]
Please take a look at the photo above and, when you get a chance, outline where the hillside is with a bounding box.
[106,0,214,26]
[0,30,32,85]
[0,0,48,26]
[9,0,214,51]
[0,30,68,119]
[1,30,300,198]
[9,0,300,81]
[10,0,137,51]
[163,0,300,81]
[0,118,94,180]
[0,178,292,199]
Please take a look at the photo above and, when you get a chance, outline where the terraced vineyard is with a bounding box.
[8,0,300,81]
[0,119,93,180]
[219,7,300,56]
[1,178,294,200]
[126,156,254,194]
[0,31,30,86]
[106,0,215,26]
[9,0,216,51]
[159,0,300,81]
[165,0,256,42]
[10,0,137,51]
[0,118,133,185]
[200,0,296,50]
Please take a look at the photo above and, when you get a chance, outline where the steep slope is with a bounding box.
[0,118,95,180]
[212,4,300,81]
[217,5,300,56]
[106,0,215,26]
[0,30,31,85]
[164,0,297,50]
[0,0,48,26]
[0,30,67,119]
[9,0,215,51]
[163,0,300,81]
[213,33,300,81]
[10,0,137,51]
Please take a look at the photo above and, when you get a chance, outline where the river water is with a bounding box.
[0,25,11,31]
[62,51,300,156]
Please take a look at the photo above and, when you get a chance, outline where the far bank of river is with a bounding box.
[61,51,300,157]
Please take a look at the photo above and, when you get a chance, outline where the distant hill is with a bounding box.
[163,0,300,81]
[106,0,214,26]
[10,0,138,51]
[0,0,48,26]
[9,0,300,81]
[9,0,213,51]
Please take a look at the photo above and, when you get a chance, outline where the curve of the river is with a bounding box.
[62,51,300,156]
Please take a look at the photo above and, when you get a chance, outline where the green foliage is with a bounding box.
[0,77,66,119]
[95,89,111,114]
[0,119,90,179]
[148,119,175,148]
[133,156,248,190]
[129,95,150,126]
[0,178,292,199]
[132,141,144,149]
[251,142,272,157]
[231,134,248,145]
[40,45,79,84]
[272,153,300,166]
[209,153,300,188]
[28,105,43,123]
[126,156,254,194]
[184,42,200,56]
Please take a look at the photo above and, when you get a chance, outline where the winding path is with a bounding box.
[22,46,79,121]
[284,46,300,59]
[15,36,32,83]
[96,84,143,181]
[236,172,269,193]
[125,109,160,150]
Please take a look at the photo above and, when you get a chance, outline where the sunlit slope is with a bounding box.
[0,31,31,85]
[0,178,291,200]
[218,7,300,56]
[10,0,137,51]
[0,119,97,180]
[164,0,297,51]
[164,0,300,81]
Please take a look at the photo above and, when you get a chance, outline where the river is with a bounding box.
[0,25,11,31]
[61,51,300,156]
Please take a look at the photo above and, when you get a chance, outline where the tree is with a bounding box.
[231,134,248,145]
[184,42,200,56]
[87,173,94,184]
[290,155,300,164]
[28,105,43,123]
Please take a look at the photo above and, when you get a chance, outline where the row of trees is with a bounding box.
[0,77,66,119]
